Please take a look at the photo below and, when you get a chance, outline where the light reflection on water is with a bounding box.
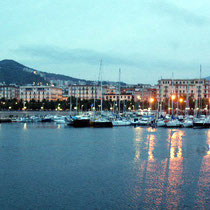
[133,127,209,209]
[0,123,209,209]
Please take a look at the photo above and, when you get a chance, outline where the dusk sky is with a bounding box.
[1,0,210,84]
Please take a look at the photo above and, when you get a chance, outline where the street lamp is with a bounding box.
[136,95,141,111]
[149,98,154,112]
[171,95,176,116]
[179,98,183,114]
[150,98,154,103]
[171,95,176,100]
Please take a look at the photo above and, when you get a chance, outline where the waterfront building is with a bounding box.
[19,86,63,101]
[0,84,19,100]
[134,87,157,102]
[69,85,106,100]
[157,78,210,102]
[103,93,133,102]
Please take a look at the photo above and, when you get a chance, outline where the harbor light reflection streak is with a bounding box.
[132,128,209,209]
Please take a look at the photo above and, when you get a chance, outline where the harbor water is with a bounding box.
[0,123,209,209]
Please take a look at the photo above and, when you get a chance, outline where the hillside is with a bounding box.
[0,59,126,86]
[0,60,48,85]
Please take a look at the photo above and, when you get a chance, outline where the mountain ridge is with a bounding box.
[0,59,126,86]
[0,59,209,85]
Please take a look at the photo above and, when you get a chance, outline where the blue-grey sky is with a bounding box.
[1,0,210,84]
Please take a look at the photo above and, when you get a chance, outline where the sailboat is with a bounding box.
[112,69,131,126]
[90,60,113,128]
[165,73,183,128]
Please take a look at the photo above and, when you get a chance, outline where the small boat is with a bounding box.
[41,115,53,122]
[72,116,90,127]
[90,118,113,128]
[0,118,12,123]
[156,119,166,127]
[166,119,183,128]
[54,116,67,124]
[183,119,193,128]
[130,118,141,126]
[131,117,151,126]
[193,117,210,129]
[112,119,131,126]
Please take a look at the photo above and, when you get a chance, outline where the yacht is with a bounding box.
[183,119,193,128]
[193,116,210,129]
[90,117,113,128]
[156,119,166,127]
[112,119,131,126]
[72,115,90,127]
[166,119,183,128]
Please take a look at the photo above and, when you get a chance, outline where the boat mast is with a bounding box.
[186,80,189,116]
[100,60,103,115]
[194,97,198,116]
[69,85,72,115]
[176,92,179,116]
[76,88,78,115]
[159,77,162,117]
[171,73,174,118]
[198,65,202,116]
[93,81,96,119]
[118,68,121,114]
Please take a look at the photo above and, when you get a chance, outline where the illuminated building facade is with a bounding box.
[158,79,210,102]
[19,86,62,101]
[0,85,19,100]
[69,85,106,100]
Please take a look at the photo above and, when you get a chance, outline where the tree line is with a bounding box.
[0,97,209,114]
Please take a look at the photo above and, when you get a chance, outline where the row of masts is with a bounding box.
[69,60,122,115]
[70,62,204,117]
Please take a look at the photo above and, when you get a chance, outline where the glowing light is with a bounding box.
[23,123,27,130]
[179,98,183,103]
[150,98,154,103]
[171,95,176,100]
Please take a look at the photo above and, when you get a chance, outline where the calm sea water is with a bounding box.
[0,123,209,209]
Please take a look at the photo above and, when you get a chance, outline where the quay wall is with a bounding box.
[0,111,72,118]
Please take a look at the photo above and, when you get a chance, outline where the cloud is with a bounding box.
[147,0,209,26]
[14,45,198,72]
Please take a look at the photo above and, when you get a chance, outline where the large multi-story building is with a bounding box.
[103,93,133,102]
[0,84,19,100]
[157,78,210,101]
[69,85,106,100]
[19,86,63,101]
[134,87,157,102]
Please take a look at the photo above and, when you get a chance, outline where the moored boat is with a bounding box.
[90,118,113,128]
[156,119,166,127]
[72,116,90,127]
[112,119,131,126]
[166,119,183,128]
[183,119,193,128]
